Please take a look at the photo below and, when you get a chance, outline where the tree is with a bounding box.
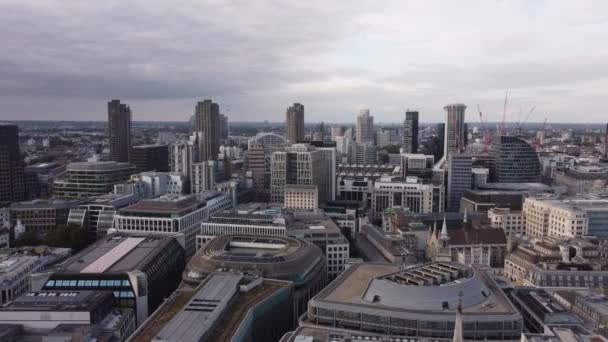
[45,224,91,252]
[14,231,42,247]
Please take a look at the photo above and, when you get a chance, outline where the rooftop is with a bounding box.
[55,235,174,274]
[131,274,290,342]
[120,195,200,214]
[313,262,517,316]
[3,290,112,312]
[10,199,80,210]
[67,161,134,171]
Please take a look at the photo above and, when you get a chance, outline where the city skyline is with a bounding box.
[1,1,608,123]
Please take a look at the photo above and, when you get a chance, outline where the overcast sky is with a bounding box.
[1,0,607,123]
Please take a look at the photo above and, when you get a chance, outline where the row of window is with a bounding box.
[46,279,131,288]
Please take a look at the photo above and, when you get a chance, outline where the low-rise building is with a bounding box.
[36,235,185,326]
[303,262,522,340]
[9,199,79,235]
[284,184,318,210]
[130,273,294,342]
[198,206,350,279]
[67,193,140,239]
[371,176,443,221]
[488,207,524,236]
[114,193,232,255]
[0,247,71,305]
[183,235,325,319]
[53,161,136,199]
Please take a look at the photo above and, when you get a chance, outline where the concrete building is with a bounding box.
[0,248,71,305]
[403,110,419,153]
[246,133,288,201]
[334,135,351,156]
[168,133,202,192]
[371,176,443,221]
[182,235,325,319]
[108,99,132,163]
[446,154,472,212]
[0,123,25,202]
[303,262,522,340]
[9,199,79,235]
[130,273,294,342]
[554,166,608,195]
[24,162,66,199]
[53,161,135,199]
[67,193,140,239]
[114,171,185,198]
[504,237,602,286]
[348,141,376,165]
[356,109,374,145]
[129,144,169,173]
[270,144,335,205]
[37,235,185,326]
[375,128,400,148]
[0,290,136,340]
[488,207,524,236]
[471,167,489,188]
[113,193,232,255]
[194,99,220,161]
[191,161,215,194]
[286,103,305,143]
[523,198,589,238]
[284,184,318,210]
[460,190,525,213]
[443,103,467,156]
[489,135,541,183]
[198,206,349,279]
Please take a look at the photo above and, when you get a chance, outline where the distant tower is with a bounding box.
[403,110,419,153]
[444,103,467,156]
[107,99,132,162]
[286,103,305,143]
[356,109,374,145]
[195,99,220,161]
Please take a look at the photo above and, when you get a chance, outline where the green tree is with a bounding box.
[14,231,43,247]
[45,224,91,252]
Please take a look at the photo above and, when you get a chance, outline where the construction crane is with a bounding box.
[516,106,535,135]
[533,117,548,151]
[477,104,492,152]
[500,91,509,136]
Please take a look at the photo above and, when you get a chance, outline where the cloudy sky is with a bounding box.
[1,0,607,123]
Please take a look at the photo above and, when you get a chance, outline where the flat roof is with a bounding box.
[57,235,172,274]
[154,273,242,342]
[67,161,134,171]
[3,290,112,312]
[131,274,290,342]
[314,262,516,316]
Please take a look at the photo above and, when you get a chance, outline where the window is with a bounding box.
[46,280,55,287]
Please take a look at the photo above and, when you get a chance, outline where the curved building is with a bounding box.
[248,132,287,147]
[489,135,541,183]
[306,262,522,340]
[183,235,326,317]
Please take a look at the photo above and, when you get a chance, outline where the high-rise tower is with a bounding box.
[356,109,374,145]
[286,103,305,143]
[443,104,467,156]
[403,110,419,153]
[107,99,132,162]
[195,99,220,161]
[0,124,25,202]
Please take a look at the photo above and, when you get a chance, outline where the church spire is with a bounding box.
[440,216,449,240]
[453,291,464,342]
[463,208,468,223]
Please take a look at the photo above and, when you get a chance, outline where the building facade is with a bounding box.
[443,103,466,156]
[194,99,220,161]
[129,144,169,173]
[446,154,472,212]
[286,103,305,143]
[489,136,541,183]
[356,109,374,145]
[108,99,132,163]
[53,162,135,199]
[284,184,318,210]
[403,110,419,153]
